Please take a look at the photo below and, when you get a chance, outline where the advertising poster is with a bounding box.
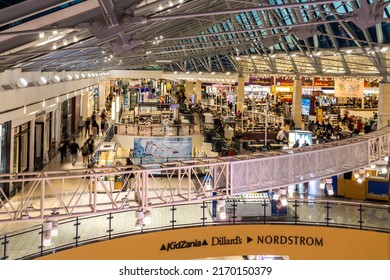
[334,80,364,98]
[134,137,192,164]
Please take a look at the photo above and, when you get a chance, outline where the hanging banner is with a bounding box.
[334,80,364,98]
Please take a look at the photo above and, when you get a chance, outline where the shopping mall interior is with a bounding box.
[0,0,389,260]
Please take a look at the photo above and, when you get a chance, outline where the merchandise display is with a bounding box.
[92,142,123,192]
[225,193,272,218]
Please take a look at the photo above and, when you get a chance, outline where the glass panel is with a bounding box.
[143,206,172,231]
[175,203,209,227]
[20,132,29,172]
[6,229,41,259]
[77,214,110,244]
[296,201,327,226]
[362,206,390,231]
[13,137,19,173]
[328,203,360,228]
[51,220,77,249]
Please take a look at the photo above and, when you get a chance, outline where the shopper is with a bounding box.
[58,140,68,163]
[84,117,91,137]
[86,135,94,157]
[100,118,107,136]
[68,139,80,166]
[91,119,99,138]
[81,142,90,166]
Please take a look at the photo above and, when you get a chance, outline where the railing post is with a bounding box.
[201,201,207,226]
[325,201,331,227]
[170,205,176,229]
[39,224,44,256]
[107,213,113,239]
[232,199,237,225]
[293,200,299,224]
[74,217,80,247]
[1,235,8,260]
[262,200,267,224]
[358,204,364,230]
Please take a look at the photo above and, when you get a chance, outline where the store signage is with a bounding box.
[334,80,364,98]
[301,77,313,87]
[313,77,334,87]
[364,79,380,88]
[275,77,294,87]
[160,234,323,253]
[249,77,273,86]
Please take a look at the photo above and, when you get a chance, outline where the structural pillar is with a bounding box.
[195,80,202,104]
[378,82,390,129]
[292,78,302,129]
[237,76,245,113]
[185,80,194,101]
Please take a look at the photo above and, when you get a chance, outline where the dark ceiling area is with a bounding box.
[0,0,390,78]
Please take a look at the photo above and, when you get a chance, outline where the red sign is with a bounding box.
[275,77,294,87]
[364,79,379,88]
[249,77,273,86]
[314,77,334,87]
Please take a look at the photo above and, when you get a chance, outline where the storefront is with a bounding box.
[13,122,30,173]
[0,121,11,196]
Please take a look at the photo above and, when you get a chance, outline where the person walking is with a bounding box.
[68,139,80,166]
[86,135,94,159]
[84,117,91,137]
[58,140,68,163]
[91,119,99,138]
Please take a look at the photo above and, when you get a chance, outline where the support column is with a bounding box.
[378,82,390,129]
[237,76,245,113]
[195,80,202,103]
[292,78,302,129]
[185,80,194,101]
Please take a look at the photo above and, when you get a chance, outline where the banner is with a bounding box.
[334,80,364,98]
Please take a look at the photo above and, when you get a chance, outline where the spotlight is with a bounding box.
[135,210,144,229]
[144,209,152,225]
[42,220,53,247]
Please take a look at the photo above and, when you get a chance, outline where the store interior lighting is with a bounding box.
[279,188,288,206]
[217,199,227,220]
[16,78,28,88]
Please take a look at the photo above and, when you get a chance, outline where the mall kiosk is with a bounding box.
[92,142,123,192]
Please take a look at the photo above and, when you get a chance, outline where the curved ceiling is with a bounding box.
[0,0,390,78]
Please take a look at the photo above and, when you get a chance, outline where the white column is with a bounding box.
[237,76,245,113]
[195,80,202,103]
[185,80,193,101]
[292,79,302,129]
[378,82,390,129]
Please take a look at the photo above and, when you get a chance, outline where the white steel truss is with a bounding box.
[0,127,390,223]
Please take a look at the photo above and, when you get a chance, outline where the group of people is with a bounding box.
[79,109,109,139]
[59,135,95,166]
